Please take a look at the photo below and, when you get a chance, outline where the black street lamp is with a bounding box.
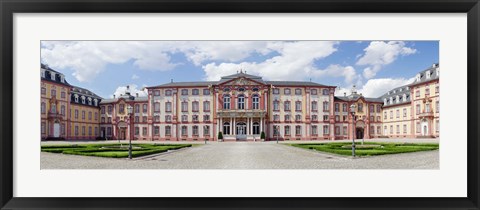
[350,104,356,157]
[127,104,133,159]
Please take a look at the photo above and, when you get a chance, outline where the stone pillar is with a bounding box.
[250,118,253,135]
[230,118,233,135]
[260,117,263,133]
[233,117,236,135]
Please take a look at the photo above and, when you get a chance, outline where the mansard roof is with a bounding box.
[148,81,215,88]
[100,95,148,104]
[266,81,328,87]
[379,85,411,107]
[410,63,439,85]
[219,71,264,83]
[41,63,70,86]
[335,95,383,103]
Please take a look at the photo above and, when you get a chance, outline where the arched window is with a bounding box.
[253,122,260,135]
[252,94,259,109]
[51,103,56,113]
[238,94,245,109]
[223,122,230,135]
[223,95,231,109]
[41,102,46,114]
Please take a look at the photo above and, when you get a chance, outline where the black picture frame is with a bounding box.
[1,0,479,209]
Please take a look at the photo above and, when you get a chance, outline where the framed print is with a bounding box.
[1,0,479,209]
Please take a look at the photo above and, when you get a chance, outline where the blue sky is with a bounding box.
[40,41,438,98]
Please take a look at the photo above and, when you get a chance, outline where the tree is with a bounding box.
[218,132,223,140]
[260,131,265,140]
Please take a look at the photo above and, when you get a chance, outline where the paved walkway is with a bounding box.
[41,141,439,169]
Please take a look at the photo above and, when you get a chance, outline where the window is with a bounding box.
[343,104,347,112]
[252,95,260,109]
[107,127,112,136]
[335,126,340,135]
[295,101,302,111]
[101,117,105,123]
[322,89,329,95]
[273,88,280,94]
[370,126,375,134]
[82,111,85,120]
[101,106,105,114]
[311,101,318,111]
[311,115,318,121]
[273,115,280,122]
[273,100,279,111]
[377,116,381,122]
[416,104,421,114]
[203,101,210,112]
[223,95,231,109]
[192,89,199,95]
[119,104,124,114]
[41,122,46,134]
[436,120,439,132]
[192,115,199,122]
[403,124,407,134]
[377,126,381,135]
[335,115,340,122]
[416,122,421,133]
[142,116,147,122]
[204,126,210,136]
[181,89,188,95]
[284,115,291,122]
[107,117,111,123]
[75,126,79,136]
[369,105,374,113]
[343,126,348,135]
[435,84,439,94]
[323,101,329,111]
[425,88,430,97]
[165,126,171,136]
[165,90,172,96]
[284,126,290,136]
[237,95,245,109]
[323,125,329,134]
[154,102,160,113]
[295,114,301,121]
[253,122,260,135]
[154,90,160,96]
[134,116,139,123]
[51,89,56,97]
[135,105,140,113]
[436,101,439,113]
[61,91,65,99]
[203,89,210,95]
[153,115,160,122]
[295,126,301,136]
[182,115,188,122]
[369,116,374,122]
[164,115,170,122]
[181,101,188,112]
[403,108,407,117]
[357,103,363,112]
[192,101,199,112]
[396,125,400,134]
[416,90,420,97]
[193,126,199,136]
[108,106,112,114]
[154,126,160,135]
[343,116,348,122]
[295,88,302,95]
[88,112,92,120]
[75,110,79,119]
[223,122,230,135]
[41,102,46,114]
[82,126,85,135]
[323,115,329,121]
[142,127,147,136]
[425,103,431,113]
[390,110,393,119]
[377,105,381,113]
[143,104,147,113]
[181,126,187,136]
[203,115,210,122]
[41,87,46,95]
[335,103,340,112]
[390,125,393,134]
[311,89,317,95]
[284,88,291,95]
[165,102,172,112]
[396,109,400,118]
[284,101,291,111]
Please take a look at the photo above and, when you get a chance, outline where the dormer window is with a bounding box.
[389,97,393,104]
[50,72,56,80]
[81,96,85,104]
[403,94,407,102]
[60,75,65,83]
[88,98,92,105]
[416,74,421,82]
[396,96,400,103]
[384,98,387,105]
[41,69,46,78]
[426,71,431,79]
[94,99,98,106]
[74,95,79,103]
[436,68,439,77]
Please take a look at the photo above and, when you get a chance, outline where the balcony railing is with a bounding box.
[217,109,266,118]
[418,111,434,118]
[47,111,64,119]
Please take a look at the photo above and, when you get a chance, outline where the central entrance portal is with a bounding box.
[236,122,247,140]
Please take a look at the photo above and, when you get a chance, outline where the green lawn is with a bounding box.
[41,143,192,158]
[290,142,439,156]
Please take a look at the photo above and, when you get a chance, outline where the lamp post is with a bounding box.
[350,104,356,157]
[127,105,133,159]
[204,125,207,144]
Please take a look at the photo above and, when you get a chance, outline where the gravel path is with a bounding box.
[41,141,439,169]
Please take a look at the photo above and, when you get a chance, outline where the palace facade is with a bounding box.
[40,63,439,141]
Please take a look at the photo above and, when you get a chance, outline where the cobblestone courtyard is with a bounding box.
[41,139,439,169]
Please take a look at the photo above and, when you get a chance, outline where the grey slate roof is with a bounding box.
[148,81,215,88]
[335,94,383,103]
[266,81,328,87]
[379,84,411,107]
[410,63,439,85]
[219,72,265,83]
[71,86,102,98]
[41,64,71,86]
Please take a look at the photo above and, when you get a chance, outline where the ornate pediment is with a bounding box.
[222,77,264,87]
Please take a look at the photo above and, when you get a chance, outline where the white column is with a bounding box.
[260,117,263,133]
[250,118,253,135]
[219,118,222,134]
[230,118,233,135]
[233,117,236,135]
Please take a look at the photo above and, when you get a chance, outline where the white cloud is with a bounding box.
[112,84,147,99]
[335,77,415,98]
[131,74,140,80]
[203,41,345,82]
[356,41,417,79]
